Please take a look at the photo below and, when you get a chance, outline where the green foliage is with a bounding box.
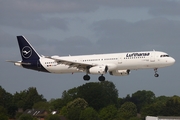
[131,90,155,112]
[0,106,8,120]
[0,106,7,115]
[15,112,23,119]
[79,107,99,120]
[154,96,169,103]
[60,106,68,116]
[163,96,180,116]
[18,114,34,120]
[67,107,82,120]
[99,105,117,120]
[13,87,47,110]
[62,98,88,120]
[0,113,8,120]
[49,98,65,110]
[128,117,141,120]
[45,114,61,120]
[67,98,88,110]
[118,102,137,119]
[2,83,180,119]
[0,86,17,118]
[141,101,165,117]
[77,81,118,110]
[61,87,78,105]
[32,101,50,111]
[117,98,124,108]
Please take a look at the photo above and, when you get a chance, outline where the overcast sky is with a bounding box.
[0,0,180,100]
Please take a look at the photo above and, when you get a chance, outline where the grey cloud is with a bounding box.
[46,36,97,56]
[149,5,180,16]
[0,0,98,15]
[0,30,18,48]
[0,16,68,31]
[1,0,179,31]
[1,0,178,15]
[91,18,180,51]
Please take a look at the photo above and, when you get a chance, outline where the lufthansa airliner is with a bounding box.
[7,36,175,81]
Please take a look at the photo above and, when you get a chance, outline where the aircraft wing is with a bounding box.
[46,56,97,70]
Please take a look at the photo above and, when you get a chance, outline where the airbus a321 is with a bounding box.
[7,36,175,81]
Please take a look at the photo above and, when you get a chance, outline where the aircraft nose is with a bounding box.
[170,57,175,64]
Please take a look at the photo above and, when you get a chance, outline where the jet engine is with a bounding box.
[109,70,130,76]
[89,65,108,74]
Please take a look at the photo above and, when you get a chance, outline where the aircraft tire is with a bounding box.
[83,75,90,81]
[98,76,105,81]
[154,73,159,77]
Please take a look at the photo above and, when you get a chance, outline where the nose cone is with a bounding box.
[170,57,175,65]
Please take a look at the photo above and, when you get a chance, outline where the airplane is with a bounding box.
[7,36,175,81]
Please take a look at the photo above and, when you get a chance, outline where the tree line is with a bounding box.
[0,81,180,120]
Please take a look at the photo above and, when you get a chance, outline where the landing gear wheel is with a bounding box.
[98,75,105,81]
[83,75,90,81]
[154,73,159,77]
[154,68,159,77]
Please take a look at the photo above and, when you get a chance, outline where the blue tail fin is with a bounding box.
[17,36,40,61]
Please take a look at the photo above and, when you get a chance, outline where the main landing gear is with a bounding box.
[98,75,105,81]
[83,74,106,81]
[154,68,159,77]
[83,74,90,81]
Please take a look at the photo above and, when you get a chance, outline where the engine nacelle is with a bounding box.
[109,70,130,76]
[89,65,108,74]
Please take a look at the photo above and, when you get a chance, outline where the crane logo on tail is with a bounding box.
[22,46,32,58]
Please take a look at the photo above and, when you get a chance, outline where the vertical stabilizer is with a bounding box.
[17,36,40,61]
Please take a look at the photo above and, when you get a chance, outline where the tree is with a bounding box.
[61,87,78,105]
[13,87,46,110]
[60,106,68,117]
[141,102,164,118]
[45,114,61,120]
[99,105,118,120]
[131,90,155,112]
[67,98,88,110]
[32,101,50,111]
[0,86,16,118]
[79,107,99,120]
[49,98,65,110]
[67,107,81,120]
[163,96,180,116]
[0,106,8,120]
[77,81,118,110]
[118,102,137,119]
[66,98,88,120]
[129,117,141,120]
[25,87,46,109]
[18,114,35,120]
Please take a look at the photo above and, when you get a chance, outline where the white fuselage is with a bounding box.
[39,51,175,74]
[8,36,175,81]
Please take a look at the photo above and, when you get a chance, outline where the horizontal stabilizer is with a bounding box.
[6,60,31,65]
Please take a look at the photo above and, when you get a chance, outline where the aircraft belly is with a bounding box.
[119,59,152,70]
[46,65,79,74]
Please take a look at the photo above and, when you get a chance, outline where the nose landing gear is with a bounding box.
[154,68,159,77]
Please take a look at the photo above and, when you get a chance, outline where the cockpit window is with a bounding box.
[160,55,169,57]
